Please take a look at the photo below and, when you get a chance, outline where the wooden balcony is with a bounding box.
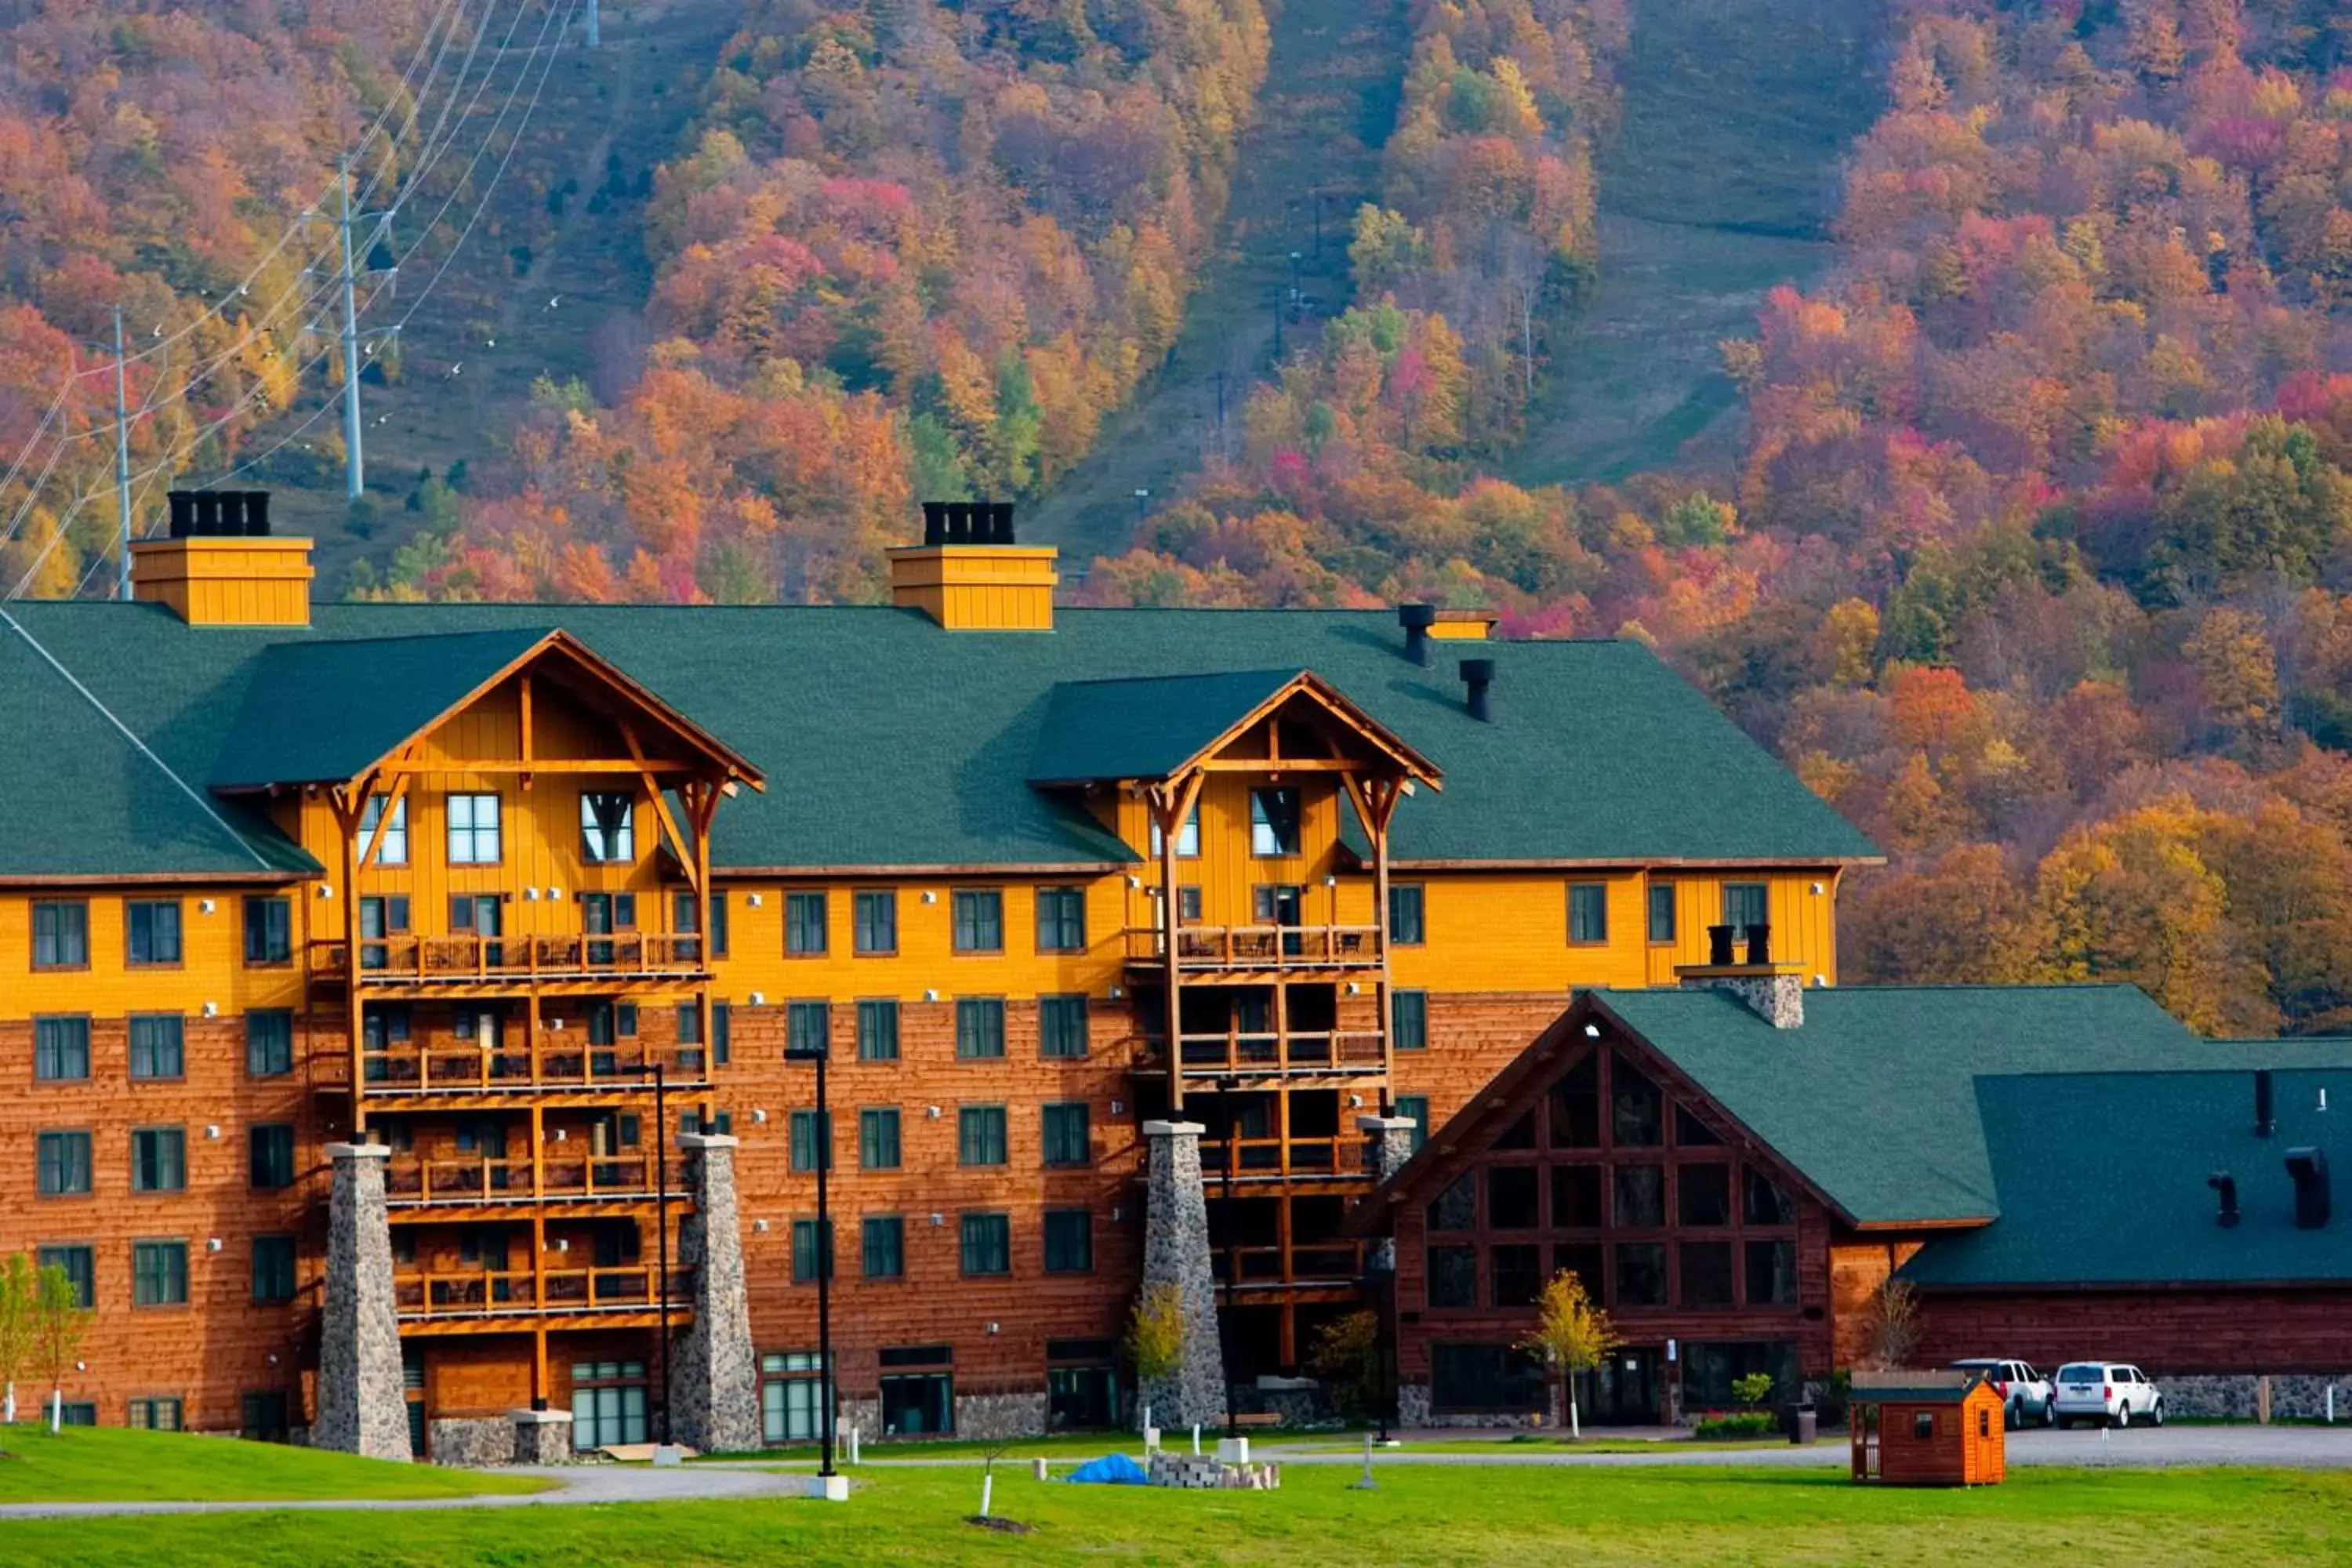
[1123,924,1383,975]
[385,1153,684,1210]
[1214,1240,1368,1291]
[316,1044,711,1099]
[310,933,711,990]
[1141,1028,1386,1079]
[393,1265,694,1326]
[1200,1133,1372,1182]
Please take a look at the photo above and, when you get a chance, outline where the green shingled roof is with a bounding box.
[1028,670,1305,785]
[1588,985,2340,1226]
[210,626,556,789]
[0,601,1882,880]
[1900,1066,2352,1287]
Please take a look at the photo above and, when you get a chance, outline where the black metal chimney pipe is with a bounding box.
[1461,657,1495,722]
[2287,1147,2331,1229]
[2256,1069,2275,1138]
[167,491,195,539]
[217,491,246,534]
[2207,1171,2240,1229]
[1399,604,1436,666]
[191,491,221,535]
[242,490,271,535]
[921,501,948,546]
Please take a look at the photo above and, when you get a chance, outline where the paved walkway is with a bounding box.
[0,1461,807,1520]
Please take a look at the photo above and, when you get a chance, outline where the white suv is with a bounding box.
[2053,1362,2165,1428]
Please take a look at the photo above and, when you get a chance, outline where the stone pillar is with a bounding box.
[669,1133,760,1454]
[316,1142,411,1461]
[510,1406,575,1465]
[1356,1115,1420,1273]
[1141,1120,1227,1430]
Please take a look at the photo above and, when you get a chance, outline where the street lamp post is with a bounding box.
[784,1045,836,1479]
[1218,1073,1240,1441]
[1133,487,1151,525]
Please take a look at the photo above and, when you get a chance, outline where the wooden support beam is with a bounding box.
[328,784,369,1137]
[519,673,535,791]
[621,721,698,890]
[1149,770,1208,1115]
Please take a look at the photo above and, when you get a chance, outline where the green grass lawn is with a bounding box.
[8,1461,2352,1565]
[0,1424,546,1504]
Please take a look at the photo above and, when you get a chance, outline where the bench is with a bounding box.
[1231,1412,1285,1431]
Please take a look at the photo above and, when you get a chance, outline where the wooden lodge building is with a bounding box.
[0,495,1881,1455]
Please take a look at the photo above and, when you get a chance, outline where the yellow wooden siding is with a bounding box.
[129,539,313,626]
[1,889,310,1021]
[884,546,1058,630]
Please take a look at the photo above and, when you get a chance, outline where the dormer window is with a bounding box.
[581,792,636,863]
[1249,788,1301,857]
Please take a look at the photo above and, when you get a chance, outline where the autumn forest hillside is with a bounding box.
[11,0,2352,1035]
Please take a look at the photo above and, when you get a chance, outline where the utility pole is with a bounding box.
[336,156,365,503]
[586,0,600,47]
[111,306,132,600]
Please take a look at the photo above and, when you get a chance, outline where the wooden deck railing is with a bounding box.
[1200,1134,1370,1180]
[1144,1029,1387,1075]
[1216,1240,1367,1288]
[313,932,710,986]
[384,1154,681,1206]
[393,1265,695,1322]
[1122,925,1384,972]
[334,1044,710,1094]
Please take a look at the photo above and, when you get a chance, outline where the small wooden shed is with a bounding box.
[1848,1370,2005,1486]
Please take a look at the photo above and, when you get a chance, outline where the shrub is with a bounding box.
[1691,1411,1776,1440]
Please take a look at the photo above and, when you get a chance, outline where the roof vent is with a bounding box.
[2256,1069,2274,1139]
[1460,657,1495,722]
[2285,1146,2331,1230]
[2207,1171,2240,1229]
[1398,603,1436,666]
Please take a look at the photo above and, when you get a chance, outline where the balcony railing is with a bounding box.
[312,933,710,987]
[393,1265,694,1323]
[326,1044,710,1094]
[1213,1240,1367,1289]
[1200,1133,1370,1180]
[1142,1029,1387,1076]
[385,1154,681,1207]
[1123,924,1383,973]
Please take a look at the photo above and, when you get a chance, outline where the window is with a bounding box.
[1389,884,1425,945]
[128,1397,184,1431]
[1039,994,1090,1058]
[1744,1168,1796,1226]
[1044,1209,1093,1273]
[787,1000,831,1058]
[34,1016,90,1081]
[361,1004,412,1053]
[1681,1240,1735,1306]
[857,1000,900,1062]
[1675,1105,1722,1147]
[1041,1102,1091,1167]
[571,1361,649,1450]
[1395,1095,1429,1153]
[1914,1410,1936,1441]
[243,895,292,965]
[1613,1165,1664,1228]
[859,1108,902,1171]
[1254,884,1303,928]
[1428,1246,1477,1308]
[245,1010,294,1077]
[676,1004,705,1058]
[132,1127,187,1192]
[1035,887,1087,953]
[959,1105,1008,1166]
[1679,1163,1733,1227]
[788,1110,833,1174]
[1647,883,1676,944]
[1723,882,1769,932]
[1614,1242,1668,1306]
[713,1002,731,1068]
[1569,883,1609,944]
[447,793,502,863]
[792,1219,835,1283]
[707,891,730,958]
[1392,989,1428,1051]
[956,997,1006,1059]
[1490,1243,1543,1307]
[1148,806,1200,858]
[129,1014,184,1080]
[960,1212,1011,1276]
[862,1216,905,1279]
[358,895,409,971]
[785,891,828,956]
[1428,1171,1477,1232]
[1430,1344,1544,1414]
[126,899,183,966]
[359,793,408,865]
[853,890,896,955]
[1612,1053,1663,1145]
[1550,1051,1600,1148]
[37,1245,93,1308]
[132,1240,188,1307]
[580,791,636,862]
[681,1109,733,1138]
[242,1390,292,1443]
[760,1351,831,1443]
[1176,886,1203,923]
[1746,1240,1798,1305]
[952,890,1004,953]
[37,1131,92,1196]
[252,1235,298,1304]
[250,1123,296,1190]
[1488,1166,1540,1229]
[1249,788,1301,855]
[31,900,88,968]
[1552,1163,1603,1228]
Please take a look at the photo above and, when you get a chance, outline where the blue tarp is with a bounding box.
[1065,1452,1149,1485]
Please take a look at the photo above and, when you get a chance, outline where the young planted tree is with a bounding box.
[1517,1269,1621,1439]
[1860,1278,1920,1370]
[1123,1281,1185,1434]
[1305,1310,1384,1426]
[0,1252,36,1450]
[31,1261,89,1435]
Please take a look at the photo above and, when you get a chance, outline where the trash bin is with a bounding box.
[1785,1401,1817,1445]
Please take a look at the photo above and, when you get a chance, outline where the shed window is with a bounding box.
[1914,1411,1936,1440]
